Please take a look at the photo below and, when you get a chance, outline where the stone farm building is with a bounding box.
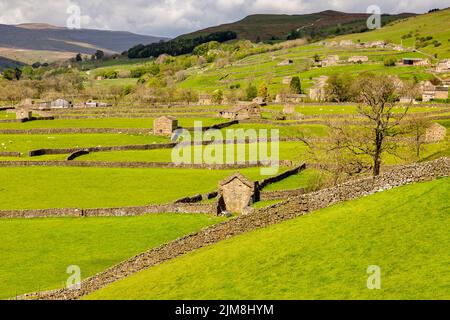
[321,55,339,67]
[252,97,267,106]
[84,100,112,108]
[38,99,73,109]
[219,103,261,120]
[348,56,369,63]
[422,85,449,102]
[402,58,430,66]
[153,116,178,136]
[15,109,32,121]
[309,76,329,102]
[436,60,450,73]
[217,173,259,215]
[278,59,293,66]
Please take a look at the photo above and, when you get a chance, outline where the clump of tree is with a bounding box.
[258,82,269,101]
[130,63,160,78]
[2,67,22,80]
[325,74,355,102]
[127,31,237,59]
[246,83,258,101]
[289,76,302,94]
[383,57,397,67]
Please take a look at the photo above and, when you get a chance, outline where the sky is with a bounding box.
[0,0,448,37]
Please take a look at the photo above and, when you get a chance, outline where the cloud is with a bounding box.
[0,0,448,37]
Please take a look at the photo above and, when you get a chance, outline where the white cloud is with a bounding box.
[0,0,448,37]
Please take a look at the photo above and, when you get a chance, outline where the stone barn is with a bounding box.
[219,103,261,120]
[16,109,32,121]
[425,123,447,143]
[153,116,178,136]
[217,173,259,215]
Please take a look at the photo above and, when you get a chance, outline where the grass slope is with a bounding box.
[0,214,225,299]
[0,167,275,210]
[333,8,450,58]
[87,178,450,300]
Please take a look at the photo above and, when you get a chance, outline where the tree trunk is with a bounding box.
[373,155,382,177]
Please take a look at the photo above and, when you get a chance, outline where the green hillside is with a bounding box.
[176,10,414,42]
[333,8,450,58]
[87,178,450,300]
[0,214,225,299]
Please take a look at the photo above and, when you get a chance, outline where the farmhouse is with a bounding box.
[402,58,430,66]
[422,85,449,101]
[348,56,369,63]
[309,76,328,102]
[278,59,293,66]
[219,103,261,120]
[198,94,213,105]
[153,116,178,136]
[217,173,259,215]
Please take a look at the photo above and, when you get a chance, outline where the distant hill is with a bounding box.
[0,56,24,71]
[0,23,168,63]
[176,10,416,42]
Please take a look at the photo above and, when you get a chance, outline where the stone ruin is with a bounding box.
[217,173,259,215]
[425,123,447,143]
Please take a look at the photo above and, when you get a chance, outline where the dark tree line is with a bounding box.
[127,31,237,59]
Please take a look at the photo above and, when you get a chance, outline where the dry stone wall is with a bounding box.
[19,157,449,300]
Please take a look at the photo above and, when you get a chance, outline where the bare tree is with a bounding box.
[348,74,411,176]
[405,114,432,159]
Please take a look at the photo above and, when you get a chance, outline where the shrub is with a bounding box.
[384,57,397,67]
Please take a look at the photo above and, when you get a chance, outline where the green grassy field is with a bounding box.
[0,111,15,120]
[0,134,169,154]
[86,178,450,300]
[0,167,277,210]
[262,169,328,191]
[0,214,225,299]
[333,8,450,58]
[0,117,224,130]
[76,141,309,163]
